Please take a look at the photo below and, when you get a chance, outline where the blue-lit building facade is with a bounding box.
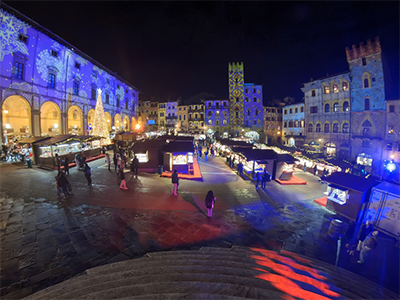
[282,103,305,147]
[243,83,264,134]
[0,4,140,145]
[204,100,230,135]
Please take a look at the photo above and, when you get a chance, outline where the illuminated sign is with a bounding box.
[173,154,187,165]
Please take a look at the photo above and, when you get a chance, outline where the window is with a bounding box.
[295,107,298,113]
[208,120,212,125]
[365,98,370,111]
[357,153,372,166]
[300,120,304,128]
[223,120,227,125]
[245,97,248,102]
[284,110,287,115]
[216,120,219,125]
[223,102,227,107]
[316,123,321,132]
[105,93,109,104]
[266,117,271,121]
[362,140,370,148]
[362,58,366,66]
[116,97,120,107]
[235,112,239,118]
[333,84,338,93]
[324,123,329,133]
[289,109,293,114]
[289,121,293,128]
[48,73,56,89]
[179,115,182,120]
[333,102,339,112]
[310,106,318,114]
[51,50,58,58]
[160,112,164,117]
[308,123,313,132]
[294,121,298,127]
[253,89,256,93]
[184,115,186,120]
[106,79,110,84]
[343,101,349,112]
[208,111,212,116]
[91,88,96,100]
[343,81,349,91]
[333,123,339,133]
[73,81,79,95]
[18,33,28,43]
[125,99,128,110]
[92,71,98,78]
[216,103,219,109]
[311,90,316,97]
[75,62,80,70]
[324,103,330,113]
[389,105,395,113]
[245,89,248,93]
[388,125,394,134]
[254,120,257,125]
[300,106,304,113]
[324,86,330,94]
[13,62,24,80]
[363,73,371,88]
[253,97,257,102]
[271,109,275,113]
[216,111,220,116]
[363,128,370,137]
[256,109,259,116]
[236,98,239,102]
[247,109,251,116]
[342,123,349,133]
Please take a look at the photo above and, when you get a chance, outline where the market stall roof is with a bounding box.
[217,139,253,148]
[156,135,176,142]
[325,158,353,169]
[174,136,194,142]
[35,135,76,146]
[17,136,51,144]
[321,172,379,193]
[372,181,400,196]
[131,139,165,151]
[277,154,298,163]
[76,135,104,142]
[233,148,277,161]
[161,141,194,153]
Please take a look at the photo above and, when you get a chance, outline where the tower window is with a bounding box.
[343,81,349,91]
[51,50,58,58]
[91,88,96,100]
[325,103,330,113]
[48,73,56,89]
[389,105,395,113]
[362,58,366,66]
[13,62,24,80]
[73,81,79,95]
[18,34,28,43]
[324,86,330,94]
[253,97,257,102]
[105,93,109,104]
[247,109,250,116]
[343,101,349,112]
[116,97,120,107]
[75,62,80,70]
[236,98,239,102]
[311,90,316,97]
[310,106,318,114]
[365,98,370,111]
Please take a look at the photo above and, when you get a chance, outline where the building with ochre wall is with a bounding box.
[177,105,188,133]
[302,72,351,158]
[0,4,140,145]
[282,103,305,147]
[347,37,386,174]
[263,106,282,145]
[158,103,166,129]
[188,103,205,134]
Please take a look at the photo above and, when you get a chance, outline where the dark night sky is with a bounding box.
[6,1,400,103]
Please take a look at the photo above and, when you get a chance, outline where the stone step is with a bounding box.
[70,281,287,300]
[278,250,399,299]
[118,293,258,300]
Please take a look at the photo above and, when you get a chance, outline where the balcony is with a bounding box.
[189,117,204,122]
[166,115,178,120]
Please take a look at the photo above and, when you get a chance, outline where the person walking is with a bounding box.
[63,156,69,175]
[261,170,268,189]
[356,220,374,251]
[303,163,307,172]
[116,153,121,172]
[314,165,318,176]
[205,190,216,218]
[55,153,61,172]
[83,163,92,185]
[171,170,178,196]
[131,155,139,176]
[255,172,261,190]
[113,152,118,173]
[119,169,127,189]
[57,171,69,198]
[204,150,208,161]
[75,153,80,171]
[106,153,111,171]
[358,231,378,264]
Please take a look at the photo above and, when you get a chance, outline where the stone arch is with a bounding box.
[323,121,330,133]
[87,109,95,134]
[122,115,130,131]
[40,101,61,136]
[358,114,376,135]
[341,120,350,134]
[362,72,371,88]
[105,111,112,132]
[114,114,122,130]
[67,105,83,135]
[315,121,322,132]
[2,95,32,141]
[332,121,340,133]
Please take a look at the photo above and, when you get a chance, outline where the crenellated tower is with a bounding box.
[346,36,386,175]
[228,62,245,133]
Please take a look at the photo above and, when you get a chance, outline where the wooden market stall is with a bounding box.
[17,136,51,165]
[129,139,165,173]
[161,141,194,173]
[321,172,379,222]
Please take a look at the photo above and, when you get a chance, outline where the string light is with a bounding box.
[91,89,111,145]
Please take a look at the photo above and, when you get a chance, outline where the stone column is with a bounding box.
[83,105,88,135]
[0,110,3,145]
[31,109,41,136]
[61,112,68,134]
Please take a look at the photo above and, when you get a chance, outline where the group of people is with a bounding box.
[104,151,140,190]
[346,220,379,264]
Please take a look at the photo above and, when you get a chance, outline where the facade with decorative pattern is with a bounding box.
[157,102,166,128]
[188,103,205,134]
[263,106,282,145]
[302,72,351,158]
[138,100,150,129]
[243,83,264,134]
[204,100,230,134]
[166,101,178,134]
[282,103,305,147]
[0,4,140,145]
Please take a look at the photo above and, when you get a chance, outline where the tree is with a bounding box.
[92,89,111,145]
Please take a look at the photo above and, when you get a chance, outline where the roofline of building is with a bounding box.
[1,2,142,93]
[302,71,351,86]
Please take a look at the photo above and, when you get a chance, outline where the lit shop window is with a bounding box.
[357,153,372,166]
[327,186,348,205]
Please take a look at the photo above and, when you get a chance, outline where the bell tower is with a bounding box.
[228,62,244,134]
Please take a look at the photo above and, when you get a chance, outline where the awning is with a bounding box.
[162,141,194,153]
[328,183,348,192]
[17,136,51,144]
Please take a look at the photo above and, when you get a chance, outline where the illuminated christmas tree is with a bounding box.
[92,89,111,145]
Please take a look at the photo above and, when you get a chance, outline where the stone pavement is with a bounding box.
[0,153,399,298]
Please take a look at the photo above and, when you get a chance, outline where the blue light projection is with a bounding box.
[0,10,30,61]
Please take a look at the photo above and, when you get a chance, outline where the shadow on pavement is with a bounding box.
[180,192,207,217]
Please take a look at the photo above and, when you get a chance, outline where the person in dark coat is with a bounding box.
[63,156,69,175]
[113,153,118,172]
[358,231,378,264]
[57,171,69,198]
[205,190,216,218]
[55,153,61,172]
[356,220,374,251]
[119,169,127,189]
[131,155,139,176]
[83,163,92,185]
[313,165,318,176]
[171,170,178,196]
[261,171,269,189]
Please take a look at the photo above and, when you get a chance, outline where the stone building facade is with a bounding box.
[0,4,139,145]
[302,73,351,158]
[263,106,282,145]
[188,103,205,134]
[204,100,230,135]
[282,103,305,147]
[384,100,400,179]
[177,105,188,133]
[165,101,178,134]
[157,103,166,128]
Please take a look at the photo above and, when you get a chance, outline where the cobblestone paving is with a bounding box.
[0,155,398,298]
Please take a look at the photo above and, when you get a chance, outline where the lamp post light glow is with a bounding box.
[3,110,8,114]
[135,124,140,130]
